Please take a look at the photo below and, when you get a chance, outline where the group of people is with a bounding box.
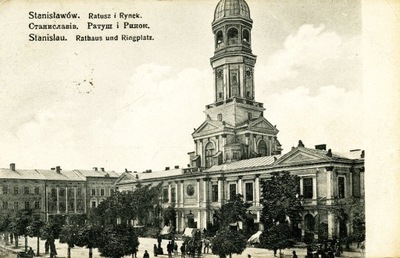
[306,242,343,258]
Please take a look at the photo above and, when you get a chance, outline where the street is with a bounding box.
[0,236,363,258]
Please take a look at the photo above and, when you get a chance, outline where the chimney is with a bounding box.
[10,163,15,171]
[326,149,332,157]
[174,165,179,169]
[51,167,55,170]
[56,166,61,173]
[361,150,365,158]
[165,167,170,171]
[93,167,98,171]
[315,144,327,151]
[100,167,105,172]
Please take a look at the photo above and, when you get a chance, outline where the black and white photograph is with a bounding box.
[0,0,399,257]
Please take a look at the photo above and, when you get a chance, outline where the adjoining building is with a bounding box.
[0,164,119,221]
[116,0,365,241]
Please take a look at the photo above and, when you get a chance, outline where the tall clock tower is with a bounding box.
[190,0,282,169]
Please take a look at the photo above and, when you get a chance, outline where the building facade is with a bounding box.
[0,164,119,221]
[116,0,365,241]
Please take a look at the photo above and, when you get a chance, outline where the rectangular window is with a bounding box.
[212,185,218,202]
[14,186,19,195]
[3,201,8,209]
[24,186,29,194]
[100,189,105,196]
[91,189,96,196]
[2,186,8,195]
[110,189,114,196]
[163,188,169,203]
[25,201,30,209]
[34,201,40,209]
[303,178,313,199]
[229,184,237,200]
[34,187,40,195]
[14,201,19,210]
[338,176,345,198]
[91,201,96,208]
[245,182,254,201]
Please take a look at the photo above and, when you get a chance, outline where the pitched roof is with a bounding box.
[74,169,120,178]
[117,168,183,184]
[205,155,281,173]
[0,167,119,181]
[0,168,46,180]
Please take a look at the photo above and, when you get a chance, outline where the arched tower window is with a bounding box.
[227,28,238,45]
[257,140,268,157]
[205,142,216,168]
[216,31,224,48]
[243,29,250,44]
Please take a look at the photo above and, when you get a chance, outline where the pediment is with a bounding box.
[274,148,330,165]
[249,117,278,133]
[192,120,224,136]
[115,172,136,184]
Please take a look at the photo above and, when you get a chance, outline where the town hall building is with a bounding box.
[116,0,365,242]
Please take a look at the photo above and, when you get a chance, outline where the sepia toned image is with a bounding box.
[0,0,399,257]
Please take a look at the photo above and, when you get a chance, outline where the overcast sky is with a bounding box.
[0,0,363,172]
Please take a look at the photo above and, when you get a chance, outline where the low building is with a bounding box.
[0,163,119,221]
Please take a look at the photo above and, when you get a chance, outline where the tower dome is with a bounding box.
[213,0,251,22]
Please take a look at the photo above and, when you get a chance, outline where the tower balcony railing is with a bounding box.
[206,97,263,109]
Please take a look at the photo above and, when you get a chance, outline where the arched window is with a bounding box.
[227,28,238,45]
[243,29,250,44]
[205,142,215,168]
[216,31,223,48]
[258,140,268,156]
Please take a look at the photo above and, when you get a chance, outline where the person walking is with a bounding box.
[292,250,298,258]
[154,244,158,257]
[143,250,150,258]
[167,241,173,258]
[27,247,35,258]
[180,244,186,258]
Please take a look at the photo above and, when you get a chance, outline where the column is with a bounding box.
[65,186,68,213]
[180,180,184,207]
[84,185,87,213]
[349,170,353,197]
[74,187,77,213]
[253,136,257,152]
[222,135,226,162]
[196,179,200,207]
[245,133,250,156]
[175,181,179,204]
[255,174,260,206]
[168,183,172,205]
[312,177,317,199]
[238,176,243,195]
[218,178,223,204]
[203,210,208,229]
[268,136,272,156]
[300,177,304,195]
[327,211,335,238]
[199,139,204,167]
[326,167,333,204]
[56,187,60,214]
[203,178,208,207]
